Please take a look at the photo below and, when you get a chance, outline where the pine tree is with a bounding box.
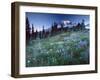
[42,26,45,38]
[51,24,54,36]
[53,22,57,32]
[35,30,38,39]
[81,19,85,29]
[32,24,34,38]
[76,23,81,30]
[60,23,64,31]
[26,17,31,41]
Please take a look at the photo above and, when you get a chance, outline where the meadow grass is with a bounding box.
[26,30,89,67]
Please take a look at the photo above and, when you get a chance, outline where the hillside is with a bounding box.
[26,30,89,67]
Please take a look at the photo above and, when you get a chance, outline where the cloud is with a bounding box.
[62,20,71,25]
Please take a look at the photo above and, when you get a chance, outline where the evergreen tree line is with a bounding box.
[26,17,86,41]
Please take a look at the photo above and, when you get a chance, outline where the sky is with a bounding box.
[26,12,90,31]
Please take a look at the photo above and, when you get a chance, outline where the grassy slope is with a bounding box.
[26,30,89,67]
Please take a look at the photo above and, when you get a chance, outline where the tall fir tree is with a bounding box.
[32,24,34,38]
[81,19,85,29]
[42,26,45,38]
[26,17,31,41]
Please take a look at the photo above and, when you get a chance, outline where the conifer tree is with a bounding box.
[26,17,31,41]
[81,19,85,29]
[32,24,34,38]
[42,26,45,38]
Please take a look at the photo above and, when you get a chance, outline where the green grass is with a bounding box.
[26,30,89,67]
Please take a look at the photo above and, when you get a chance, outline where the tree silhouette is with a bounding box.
[35,30,38,39]
[51,22,58,35]
[32,24,34,39]
[53,22,58,32]
[42,26,45,38]
[76,23,81,30]
[81,19,85,30]
[39,31,42,39]
[60,23,64,31]
[26,18,86,40]
[26,17,31,41]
